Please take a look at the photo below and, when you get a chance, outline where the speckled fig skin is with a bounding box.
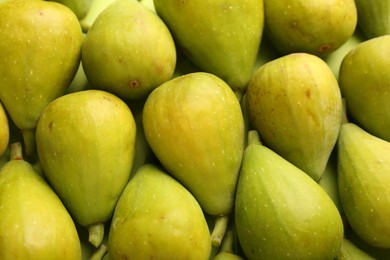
[0,0,83,153]
[153,0,264,99]
[142,72,245,216]
[338,123,390,249]
[339,35,390,142]
[264,0,357,57]
[82,0,176,100]
[246,53,342,181]
[0,144,82,260]
[108,164,211,260]
[35,90,136,244]
[235,132,344,260]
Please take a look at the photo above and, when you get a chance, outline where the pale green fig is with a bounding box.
[0,102,9,157]
[82,0,176,100]
[354,0,390,39]
[142,72,245,217]
[264,0,357,57]
[153,0,264,99]
[79,0,116,33]
[336,238,375,260]
[235,130,344,260]
[0,0,83,156]
[0,143,82,260]
[35,90,136,248]
[246,53,342,181]
[108,164,211,259]
[339,35,390,142]
[51,0,93,19]
[338,123,390,248]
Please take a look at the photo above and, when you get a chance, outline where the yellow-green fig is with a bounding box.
[235,131,344,260]
[246,53,342,181]
[35,90,136,248]
[82,0,176,100]
[0,143,81,260]
[108,164,211,259]
[0,0,83,156]
[338,123,390,248]
[153,0,264,98]
[0,102,9,157]
[336,238,375,260]
[339,35,390,142]
[264,0,357,57]
[142,72,245,217]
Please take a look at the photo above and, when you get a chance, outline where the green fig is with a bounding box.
[153,0,264,99]
[354,0,390,39]
[0,143,81,260]
[51,0,93,19]
[142,72,245,218]
[336,238,375,260]
[246,53,342,181]
[82,0,176,100]
[264,0,357,57]
[108,164,211,259]
[235,130,344,260]
[0,0,83,156]
[35,90,136,248]
[337,123,390,248]
[0,102,9,157]
[339,35,390,142]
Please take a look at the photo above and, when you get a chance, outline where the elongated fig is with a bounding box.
[235,131,344,260]
[36,90,136,248]
[153,0,264,98]
[108,164,211,259]
[143,72,245,217]
[246,53,342,181]
[0,143,81,260]
[338,123,390,248]
[0,0,83,156]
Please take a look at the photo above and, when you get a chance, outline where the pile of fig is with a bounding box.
[0,0,389,259]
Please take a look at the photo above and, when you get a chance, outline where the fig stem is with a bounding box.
[247,130,261,146]
[88,223,105,248]
[9,142,23,161]
[219,230,235,254]
[21,129,36,157]
[89,244,108,260]
[211,215,229,247]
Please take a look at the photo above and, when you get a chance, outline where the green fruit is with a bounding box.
[0,143,81,260]
[82,0,176,100]
[354,0,390,39]
[246,53,342,181]
[338,123,390,248]
[235,131,344,260]
[154,0,264,98]
[336,238,375,260]
[0,0,83,156]
[79,0,116,33]
[35,90,136,248]
[264,0,357,57]
[108,164,211,259]
[339,35,390,142]
[51,0,93,19]
[142,72,245,216]
[0,102,9,157]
